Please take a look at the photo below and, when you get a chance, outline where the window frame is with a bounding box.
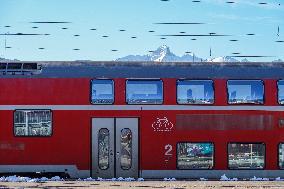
[176,141,215,170]
[277,80,284,105]
[176,79,215,105]
[226,79,265,105]
[125,79,164,105]
[13,109,53,137]
[90,79,115,105]
[227,142,266,170]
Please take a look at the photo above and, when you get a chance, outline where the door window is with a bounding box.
[98,128,110,170]
[120,128,132,170]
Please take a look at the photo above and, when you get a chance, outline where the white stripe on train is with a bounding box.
[0,105,283,111]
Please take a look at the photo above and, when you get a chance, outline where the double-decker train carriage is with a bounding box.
[1,61,284,179]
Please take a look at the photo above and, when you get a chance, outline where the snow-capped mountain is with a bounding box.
[116,45,246,63]
[116,45,202,62]
[207,56,239,62]
[150,45,178,62]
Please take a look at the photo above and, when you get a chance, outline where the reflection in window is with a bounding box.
[278,80,284,105]
[177,80,214,104]
[126,80,163,104]
[98,128,110,170]
[177,143,214,169]
[120,128,132,170]
[227,80,264,104]
[228,143,265,169]
[279,143,284,169]
[14,110,52,136]
[91,79,114,104]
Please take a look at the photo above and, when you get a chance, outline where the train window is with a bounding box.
[0,63,7,69]
[177,80,214,104]
[279,143,284,169]
[126,80,163,104]
[14,110,52,136]
[7,63,22,70]
[98,128,110,170]
[228,143,265,169]
[23,63,38,70]
[278,80,284,105]
[177,142,214,169]
[91,79,114,104]
[120,128,132,170]
[227,80,264,104]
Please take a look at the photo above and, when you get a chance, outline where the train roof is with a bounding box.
[1,61,284,79]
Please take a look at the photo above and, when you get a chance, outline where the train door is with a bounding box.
[91,118,139,178]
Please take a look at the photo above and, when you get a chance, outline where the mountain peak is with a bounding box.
[150,45,173,62]
[155,44,170,52]
[116,45,202,62]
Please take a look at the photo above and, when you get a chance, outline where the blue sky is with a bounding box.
[0,0,283,61]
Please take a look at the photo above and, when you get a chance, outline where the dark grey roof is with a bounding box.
[1,61,284,79]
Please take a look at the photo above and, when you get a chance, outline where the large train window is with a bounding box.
[278,80,284,105]
[177,80,214,104]
[91,79,114,104]
[177,142,214,169]
[228,143,265,169]
[14,110,52,136]
[126,80,163,104]
[227,80,264,104]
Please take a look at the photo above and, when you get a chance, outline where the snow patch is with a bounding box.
[163,178,176,181]
[125,177,136,181]
[83,177,96,181]
[137,178,145,181]
[50,176,64,181]
[0,175,146,182]
[0,175,56,182]
[87,177,138,182]
[250,176,269,181]
[220,174,238,181]
[220,174,230,181]
[275,177,284,181]
[199,178,208,181]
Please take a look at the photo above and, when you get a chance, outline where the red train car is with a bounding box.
[1,61,284,179]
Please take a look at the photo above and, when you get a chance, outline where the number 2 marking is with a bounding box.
[165,144,173,156]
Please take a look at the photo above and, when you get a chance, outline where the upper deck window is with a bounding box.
[227,80,264,104]
[91,79,114,104]
[278,80,284,105]
[126,80,163,104]
[177,80,214,104]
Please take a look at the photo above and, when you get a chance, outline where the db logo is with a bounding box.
[152,117,174,132]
